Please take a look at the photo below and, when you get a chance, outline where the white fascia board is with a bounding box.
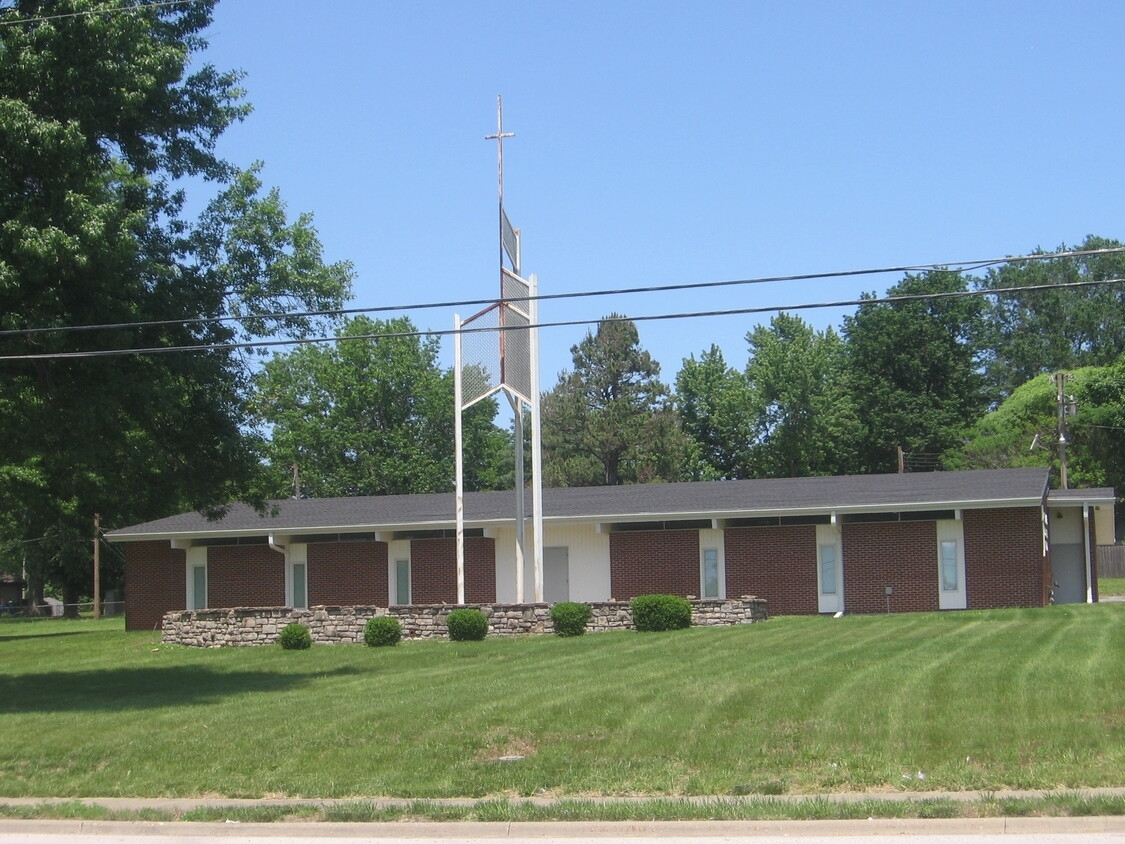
[1047,491,1117,506]
[109,520,447,543]
[543,497,1047,525]
[108,495,1051,543]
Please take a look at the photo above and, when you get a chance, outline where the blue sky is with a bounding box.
[200,0,1125,389]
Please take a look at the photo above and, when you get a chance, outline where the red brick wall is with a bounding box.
[207,544,285,609]
[725,525,819,615]
[964,507,1049,608]
[307,541,387,606]
[123,540,185,631]
[609,530,700,600]
[409,537,495,604]
[842,521,938,614]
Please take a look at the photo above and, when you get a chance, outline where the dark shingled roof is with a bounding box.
[1047,487,1116,504]
[106,468,1061,541]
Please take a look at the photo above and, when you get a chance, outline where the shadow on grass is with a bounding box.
[0,629,110,644]
[0,665,360,714]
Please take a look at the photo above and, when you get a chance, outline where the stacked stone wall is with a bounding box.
[161,596,768,647]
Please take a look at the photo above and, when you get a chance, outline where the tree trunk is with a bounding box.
[62,581,80,619]
[23,556,45,616]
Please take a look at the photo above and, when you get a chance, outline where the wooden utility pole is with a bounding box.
[93,513,101,620]
[1055,372,1070,490]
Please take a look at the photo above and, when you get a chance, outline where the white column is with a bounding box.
[530,273,544,603]
[454,313,465,605]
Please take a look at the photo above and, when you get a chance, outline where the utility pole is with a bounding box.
[1055,372,1075,489]
[93,513,101,620]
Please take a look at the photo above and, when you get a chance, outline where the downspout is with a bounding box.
[268,534,287,556]
[1083,506,1094,604]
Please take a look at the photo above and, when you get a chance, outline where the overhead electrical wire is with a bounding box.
[0,0,194,26]
[1,274,1122,362]
[1,246,1122,342]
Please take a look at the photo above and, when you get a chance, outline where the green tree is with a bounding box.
[949,361,1125,493]
[943,373,1058,475]
[746,314,861,478]
[843,270,988,474]
[252,316,508,497]
[0,1,352,612]
[542,316,685,486]
[1071,359,1125,492]
[977,235,1125,401]
[675,345,756,480]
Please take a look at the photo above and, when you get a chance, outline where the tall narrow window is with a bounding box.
[395,559,411,605]
[819,545,837,595]
[292,562,307,609]
[940,540,958,591]
[702,548,719,598]
[191,564,207,610]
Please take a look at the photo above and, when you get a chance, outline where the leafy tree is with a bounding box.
[977,236,1125,401]
[843,270,988,474]
[745,314,861,478]
[0,1,352,611]
[252,316,509,497]
[1072,359,1125,492]
[675,345,756,480]
[943,373,1058,476]
[542,316,685,486]
[949,360,1125,493]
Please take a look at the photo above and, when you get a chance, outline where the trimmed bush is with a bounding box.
[630,594,692,632]
[446,608,489,641]
[550,601,592,637]
[278,622,312,650]
[364,616,402,647]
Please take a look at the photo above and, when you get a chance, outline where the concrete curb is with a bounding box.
[4,787,1125,811]
[2,816,1125,839]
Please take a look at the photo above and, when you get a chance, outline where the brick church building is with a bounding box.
[110,468,1114,631]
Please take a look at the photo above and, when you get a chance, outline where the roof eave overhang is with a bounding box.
[107,492,1053,543]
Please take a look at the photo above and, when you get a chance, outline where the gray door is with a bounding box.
[1052,545,1086,604]
[544,546,570,603]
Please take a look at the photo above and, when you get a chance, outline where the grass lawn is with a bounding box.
[1099,577,1125,596]
[2,604,1125,800]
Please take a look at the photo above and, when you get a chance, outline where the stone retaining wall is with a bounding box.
[161,597,767,647]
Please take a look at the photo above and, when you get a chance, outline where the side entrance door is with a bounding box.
[544,546,570,603]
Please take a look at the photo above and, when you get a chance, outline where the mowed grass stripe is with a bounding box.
[3,605,1125,798]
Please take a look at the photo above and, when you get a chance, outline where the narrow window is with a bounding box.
[292,562,307,609]
[702,548,719,598]
[191,564,207,610]
[395,559,411,605]
[819,545,837,595]
[940,540,958,591]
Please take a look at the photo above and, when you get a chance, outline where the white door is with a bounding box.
[286,544,308,609]
[544,547,570,603]
[816,524,843,614]
[186,547,207,610]
[937,520,967,610]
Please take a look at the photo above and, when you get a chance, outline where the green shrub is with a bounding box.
[278,622,312,650]
[550,601,592,637]
[630,594,692,632]
[364,616,402,647]
[446,608,489,641]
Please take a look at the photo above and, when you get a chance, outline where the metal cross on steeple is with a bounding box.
[485,95,519,279]
[485,94,515,210]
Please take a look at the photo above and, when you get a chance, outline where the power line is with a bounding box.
[0,0,194,26]
[1,275,1121,363]
[2,246,1122,341]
